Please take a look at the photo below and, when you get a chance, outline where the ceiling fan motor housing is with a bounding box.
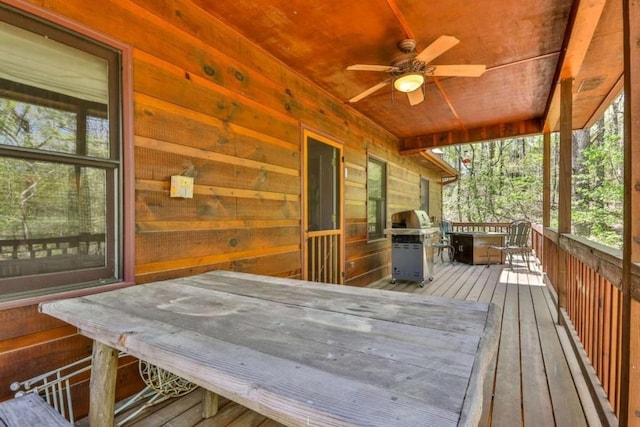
[391,39,433,77]
[397,38,417,53]
[391,54,429,77]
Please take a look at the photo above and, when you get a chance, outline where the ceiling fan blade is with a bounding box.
[349,80,390,103]
[415,35,460,64]
[429,64,487,77]
[406,88,424,106]
[347,64,399,72]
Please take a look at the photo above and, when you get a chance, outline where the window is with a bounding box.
[367,157,386,240]
[0,5,125,301]
[420,177,430,214]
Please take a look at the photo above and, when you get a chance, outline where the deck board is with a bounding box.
[82,258,590,426]
[490,274,522,426]
[195,400,255,427]
[531,286,589,426]
[480,279,507,427]
[128,389,202,427]
[519,277,555,426]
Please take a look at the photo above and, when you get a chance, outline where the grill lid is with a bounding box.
[391,210,432,229]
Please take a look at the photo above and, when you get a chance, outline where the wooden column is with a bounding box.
[540,131,552,281]
[89,341,118,427]
[557,78,573,317]
[621,0,640,424]
[542,131,551,228]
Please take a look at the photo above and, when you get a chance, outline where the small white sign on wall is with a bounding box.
[170,175,194,198]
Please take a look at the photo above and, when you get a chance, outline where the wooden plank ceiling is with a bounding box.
[192,0,623,152]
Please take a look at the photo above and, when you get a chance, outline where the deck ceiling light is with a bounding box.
[393,73,424,93]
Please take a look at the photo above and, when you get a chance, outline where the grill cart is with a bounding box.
[384,210,439,287]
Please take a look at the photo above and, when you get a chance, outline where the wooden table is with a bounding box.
[449,232,506,265]
[40,270,500,427]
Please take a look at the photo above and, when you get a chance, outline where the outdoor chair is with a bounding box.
[433,219,455,263]
[487,219,532,271]
[10,354,197,426]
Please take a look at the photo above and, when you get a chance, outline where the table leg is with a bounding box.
[202,389,219,418]
[89,341,119,427]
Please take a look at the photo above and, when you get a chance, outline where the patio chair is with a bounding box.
[10,354,197,426]
[487,219,532,271]
[433,219,455,263]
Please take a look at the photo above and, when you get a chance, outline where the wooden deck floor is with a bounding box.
[105,259,597,427]
[370,260,596,427]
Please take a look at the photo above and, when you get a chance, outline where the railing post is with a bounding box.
[621,0,640,424]
[542,131,551,229]
[541,131,551,278]
[557,77,573,322]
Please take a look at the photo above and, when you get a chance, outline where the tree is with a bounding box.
[441,94,623,249]
[442,137,544,223]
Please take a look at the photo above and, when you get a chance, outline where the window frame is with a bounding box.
[367,156,387,241]
[0,1,134,308]
[420,176,430,214]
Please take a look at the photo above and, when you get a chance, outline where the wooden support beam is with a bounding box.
[543,0,608,132]
[557,78,573,317]
[621,0,640,424]
[545,85,561,134]
[560,0,608,80]
[542,131,551,228]
[399,118,542,153]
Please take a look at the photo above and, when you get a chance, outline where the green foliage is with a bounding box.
[441,95,624,250]
[572,131,623,248]
[0,98,108,241]
[442,138,544,223]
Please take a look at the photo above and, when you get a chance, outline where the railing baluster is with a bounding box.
[603,282,612,394]
[307,231,341,284]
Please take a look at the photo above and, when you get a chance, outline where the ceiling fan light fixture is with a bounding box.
[393,73,424,93]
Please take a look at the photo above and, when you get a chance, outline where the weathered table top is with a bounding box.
[40,270,500,427]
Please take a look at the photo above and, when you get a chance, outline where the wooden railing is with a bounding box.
[451,222,510,233]
[306,230,342,284]
[566,251,623,415]
[531,224,636,423]
[0,234,106,260]
[451,223,629,422]
[0,234,106,278]
[531,226,559,293]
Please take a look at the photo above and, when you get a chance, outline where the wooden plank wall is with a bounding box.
[0,0,443,414]
[0,305,144,410]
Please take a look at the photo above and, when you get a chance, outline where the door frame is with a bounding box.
[301,127,345,284]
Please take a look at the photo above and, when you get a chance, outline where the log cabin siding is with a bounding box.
[0,0,447,414]
[10,0,442,283]
[0,305,145,405]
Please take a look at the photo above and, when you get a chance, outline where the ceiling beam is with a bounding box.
[487,51,561,72]
[543,0,608,132]
[385,0,414,39]
[432,77,466,130]
[399,118,543,153]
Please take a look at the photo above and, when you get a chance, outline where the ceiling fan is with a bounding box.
[347,36,486,106]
